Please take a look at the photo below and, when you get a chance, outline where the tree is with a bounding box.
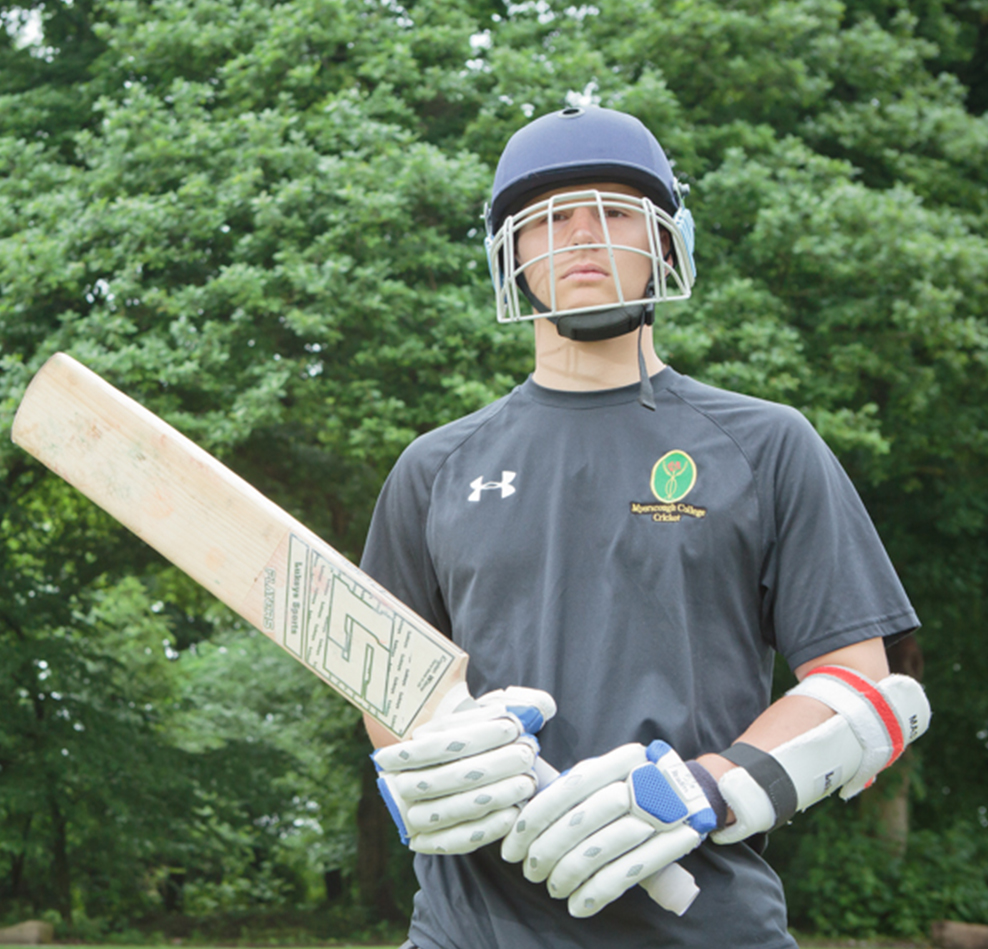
[1,0,985,936]
[0,476,197,922]
[2,0,529,926]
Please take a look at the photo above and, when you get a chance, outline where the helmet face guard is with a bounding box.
[484,107,696,336]
[486,188,695,327]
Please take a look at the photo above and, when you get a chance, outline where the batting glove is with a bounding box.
[502,740,722,917]
[373,686,556,855]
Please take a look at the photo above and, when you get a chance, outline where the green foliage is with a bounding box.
[1,0,986,936]
[0,0,107,155]
[166,620,365,913]
[779,799,988,937]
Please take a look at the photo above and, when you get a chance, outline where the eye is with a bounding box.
[519,213,550,233]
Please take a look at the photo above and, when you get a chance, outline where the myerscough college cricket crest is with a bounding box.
[651,450,697,502]
[630,450,707,523]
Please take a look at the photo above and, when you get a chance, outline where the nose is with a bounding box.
[562,205,603,245]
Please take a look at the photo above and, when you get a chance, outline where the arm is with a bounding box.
[695,637,889,789]
[359,452,559,854]
[702,635,929,847]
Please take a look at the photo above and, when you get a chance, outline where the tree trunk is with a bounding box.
[49,795,72,924]
[874,635,925,854]
[323,868,343,903]
[161,869,185,913]
[9,813,32,900]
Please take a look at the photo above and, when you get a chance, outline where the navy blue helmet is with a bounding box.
[485,106,696,343]
[487,106,685,235]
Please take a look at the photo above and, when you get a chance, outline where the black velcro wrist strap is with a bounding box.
[718,742,798,832]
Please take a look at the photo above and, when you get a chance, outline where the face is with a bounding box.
[514,182,669,315]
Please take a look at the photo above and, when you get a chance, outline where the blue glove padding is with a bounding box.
[502,740,718,917]
[373,686,556,855]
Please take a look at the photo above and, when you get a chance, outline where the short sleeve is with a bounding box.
[759,412,919,670]
[359,446,453,639]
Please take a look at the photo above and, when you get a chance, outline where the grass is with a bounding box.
[794,940,929,948]
[57,941,931,949]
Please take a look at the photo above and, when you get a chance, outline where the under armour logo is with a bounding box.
[468,471,517,502]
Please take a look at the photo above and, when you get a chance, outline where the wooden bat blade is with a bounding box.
[11,352,468,740]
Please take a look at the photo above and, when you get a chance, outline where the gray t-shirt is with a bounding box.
[360,368,918,949]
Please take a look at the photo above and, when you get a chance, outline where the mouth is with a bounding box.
[560,262,609,280]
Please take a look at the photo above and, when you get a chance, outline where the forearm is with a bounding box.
[696,695,835,784]
[695,638,893,813]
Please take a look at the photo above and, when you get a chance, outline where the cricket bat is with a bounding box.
[11,352,699,914]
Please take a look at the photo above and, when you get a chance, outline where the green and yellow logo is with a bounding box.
[650,450,697,502]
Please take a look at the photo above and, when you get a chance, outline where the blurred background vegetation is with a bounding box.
[0,0,986,941]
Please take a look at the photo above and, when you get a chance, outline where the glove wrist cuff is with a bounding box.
[684,760,728,830]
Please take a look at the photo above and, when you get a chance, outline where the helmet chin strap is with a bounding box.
[635,318,657,411]
[517,274,657,410]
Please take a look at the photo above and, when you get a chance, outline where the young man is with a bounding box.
[361,107,929,948]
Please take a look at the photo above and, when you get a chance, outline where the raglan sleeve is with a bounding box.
[759,409,919,671]
[359,441,453,640]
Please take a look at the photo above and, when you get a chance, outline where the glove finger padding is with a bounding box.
[410,806,523,855]
[386,739,538,801]
[501,743,648,863]
[373,685,555,854]
[379,763,539,852]
[475,686,558,731]
[545,814,656,896]
[505,740,717,917]
[374,715,525,773]
[568,824,703,918]
[524,782,632,882]
[405,773,539,833]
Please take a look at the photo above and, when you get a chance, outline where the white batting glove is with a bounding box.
[502,741,720,917]
[373,686,556,855]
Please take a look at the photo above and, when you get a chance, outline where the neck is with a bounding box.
[532,320,666,391]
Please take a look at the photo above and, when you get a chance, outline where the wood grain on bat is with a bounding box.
[11,353,468,738]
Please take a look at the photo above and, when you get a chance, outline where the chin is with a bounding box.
[557,294,622,313]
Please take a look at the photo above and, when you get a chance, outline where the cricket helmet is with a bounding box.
[485,106,696,341]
